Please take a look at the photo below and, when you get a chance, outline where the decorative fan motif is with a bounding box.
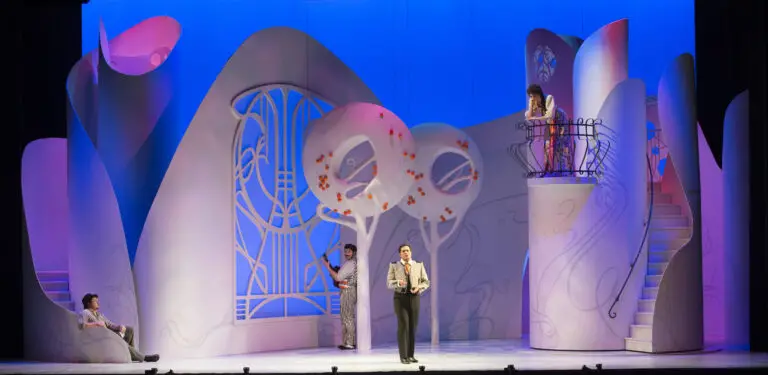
[534,45,557,82]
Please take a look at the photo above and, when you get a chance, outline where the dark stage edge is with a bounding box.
[2,340,768,375]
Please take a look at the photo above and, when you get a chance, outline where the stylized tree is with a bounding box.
[302,102,416,352]
[397,123,483,346]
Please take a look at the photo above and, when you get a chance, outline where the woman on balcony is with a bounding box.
[525,84,572,176]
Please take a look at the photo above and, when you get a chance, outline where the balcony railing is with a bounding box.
[508,117,609,179]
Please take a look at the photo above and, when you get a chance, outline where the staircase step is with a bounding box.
[625,337,654,352]
[46,291,71,301]
[649,237,688,250]
[642,287,659,299]
[650,193,673,204]
[650,227,691,241]
[40,280,69,292]
[649,250,677,263]
[650,215,689,228]
[648,262,668,275]
[634,312,654,325]
[56,300,76,311]
[36,271,69,282]
[638,299,656,313]
[630,324,653,341]
[645,275,662,287]
[653,204,682,216]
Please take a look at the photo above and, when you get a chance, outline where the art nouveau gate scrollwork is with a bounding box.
[232,84,342,321]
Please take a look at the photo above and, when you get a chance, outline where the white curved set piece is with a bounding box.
[396,123,483,345]
[21,138,133,363]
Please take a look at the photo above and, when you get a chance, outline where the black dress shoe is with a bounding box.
[400,358,410,364]
[408,357,418,363]
[144,354,160,362]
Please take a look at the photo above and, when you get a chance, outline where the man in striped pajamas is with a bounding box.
[323,243,358,350]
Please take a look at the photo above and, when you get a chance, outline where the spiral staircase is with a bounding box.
[624,180,692,352]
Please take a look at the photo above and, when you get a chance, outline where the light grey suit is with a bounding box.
[387,261,430,294]
[387,260,430,360]
[79,309,144,361]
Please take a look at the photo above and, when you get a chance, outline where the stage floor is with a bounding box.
[2,339,768,374]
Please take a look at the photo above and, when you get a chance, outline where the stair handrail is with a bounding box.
[607,152,655,319]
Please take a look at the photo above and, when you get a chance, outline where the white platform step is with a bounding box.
[638,299,656,313]
[630,324,652,341]
[46,291,71,301]
[40,280,69,292]
[650,227,691,241]
[649,237,689,250]
[648,262,668,275]
[651,193,673,204]
[634,312,654,325]
[653,204,682,216]
[625,337,653,352]
[642,287,659,299]
[650,215,689,228]
[648,250,677,263]
[36,271,69,282]
[56,300,76,311]
[36,271,74,311]
[645,275,662,287]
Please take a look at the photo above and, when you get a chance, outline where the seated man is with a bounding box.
[79,293,159,362]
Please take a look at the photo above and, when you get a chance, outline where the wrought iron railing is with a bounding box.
[508,117,609,178]
[608,154,654,319]
[607,128,662,319]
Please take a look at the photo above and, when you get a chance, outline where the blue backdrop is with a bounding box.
[83,0,694,130]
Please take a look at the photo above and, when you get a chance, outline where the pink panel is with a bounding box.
[96,17,179,170]
[100,16,181,76]
[572,19,629,177]
[573,19,629,119]
[652,53,703,353]
[21,138,69,273]
[658,54,701,194]
[722,90,749,349]
[698,124,725,346]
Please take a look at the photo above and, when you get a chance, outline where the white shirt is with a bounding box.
[525,94,557,122]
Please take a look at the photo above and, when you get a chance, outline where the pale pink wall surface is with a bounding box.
[698,124,725,346]
[22,138,131,363]
[653,53,703,352]
[722,90,750,349]
[22,138,70,273]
